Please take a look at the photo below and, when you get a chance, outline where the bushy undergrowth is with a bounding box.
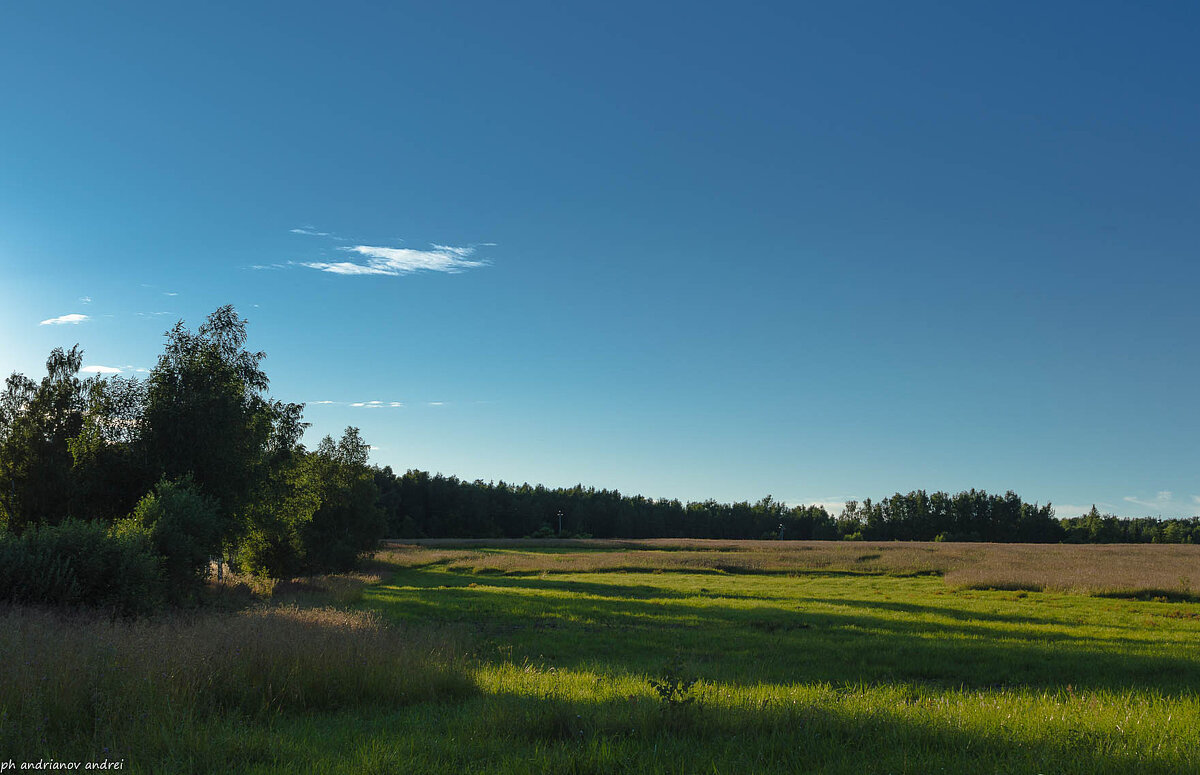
[0,603,475,761]
[0,519,164,614]
[122,477,222,604]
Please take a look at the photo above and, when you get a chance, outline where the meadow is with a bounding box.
[3,540,1200,773]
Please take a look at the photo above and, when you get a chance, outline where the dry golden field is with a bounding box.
[385,539,1200,599]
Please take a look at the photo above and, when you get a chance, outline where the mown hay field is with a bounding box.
[4,540,1200,773]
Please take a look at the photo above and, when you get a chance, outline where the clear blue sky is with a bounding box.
[1,2,1196,518]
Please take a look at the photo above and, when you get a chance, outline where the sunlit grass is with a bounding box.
[0,602,474,766]
[352,549,1200,772]
[6,541,1200,773]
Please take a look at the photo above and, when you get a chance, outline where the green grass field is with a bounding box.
[4,541,1200,773]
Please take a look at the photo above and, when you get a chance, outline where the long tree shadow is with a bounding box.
[795,595,1159,630]
[367,565,1200,695]
[399,569,774,602]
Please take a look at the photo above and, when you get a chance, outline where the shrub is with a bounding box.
[127,477,222,603]
[0,519,164,614]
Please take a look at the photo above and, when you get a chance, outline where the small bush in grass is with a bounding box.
[649,655,699,710]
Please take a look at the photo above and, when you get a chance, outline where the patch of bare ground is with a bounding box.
[381,539,1200,599]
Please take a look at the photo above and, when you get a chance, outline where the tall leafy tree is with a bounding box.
[140,305,306,550]
[68,375,153,522]
[0,346,92,532]
[303,427,385,572]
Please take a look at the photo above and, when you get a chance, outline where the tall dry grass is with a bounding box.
[379,540,977,576]
[381,539,1200,598]
[207,563,388,607]
[0,602,474,758]
[941,542,1200,598]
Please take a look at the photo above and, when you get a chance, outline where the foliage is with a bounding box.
[0,346,93,532]
[303,427,386,573]
[235,450,322,578]
[376,472,841,540]
[126,477,223,603]
[68,376,154,523]
[140,305,307,551]
[1061,505,1200,544]
[648,654,699,709]
[373,478,1198,544]
[0,519,163,614]
[232,428,384,578]
[0,306,389,610]
[838,489,1062,542]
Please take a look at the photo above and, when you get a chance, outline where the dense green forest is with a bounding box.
[373,470,1200,544]
[2,306,1197,610]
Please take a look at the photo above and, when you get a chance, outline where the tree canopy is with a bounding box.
[0,307,384,601]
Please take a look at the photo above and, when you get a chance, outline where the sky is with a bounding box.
[0,2,1196,518]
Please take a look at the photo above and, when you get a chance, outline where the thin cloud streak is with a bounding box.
[302,243,490,277]
[307,400,405,408]
[81,365,122,374]
[1123,491,1174,510]
[40,313,89,325]
[1121,491,1197,516]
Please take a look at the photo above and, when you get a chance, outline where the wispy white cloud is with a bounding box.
[302,243,490,277]
[40,313,89,326]
[80,365,122,374]
[290,227,332,237]
[1123,491,1174,510]
[79,296,92,304]
[308,400,404,408]
[248,263,288,271]
[1121,491,1197,516]
[137,311,172,318]
[427,401,445,406]
[163,292,178,297]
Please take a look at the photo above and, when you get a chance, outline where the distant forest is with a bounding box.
[374,469,1200,545]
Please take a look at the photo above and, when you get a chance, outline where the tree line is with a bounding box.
[373,472,1200,544]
